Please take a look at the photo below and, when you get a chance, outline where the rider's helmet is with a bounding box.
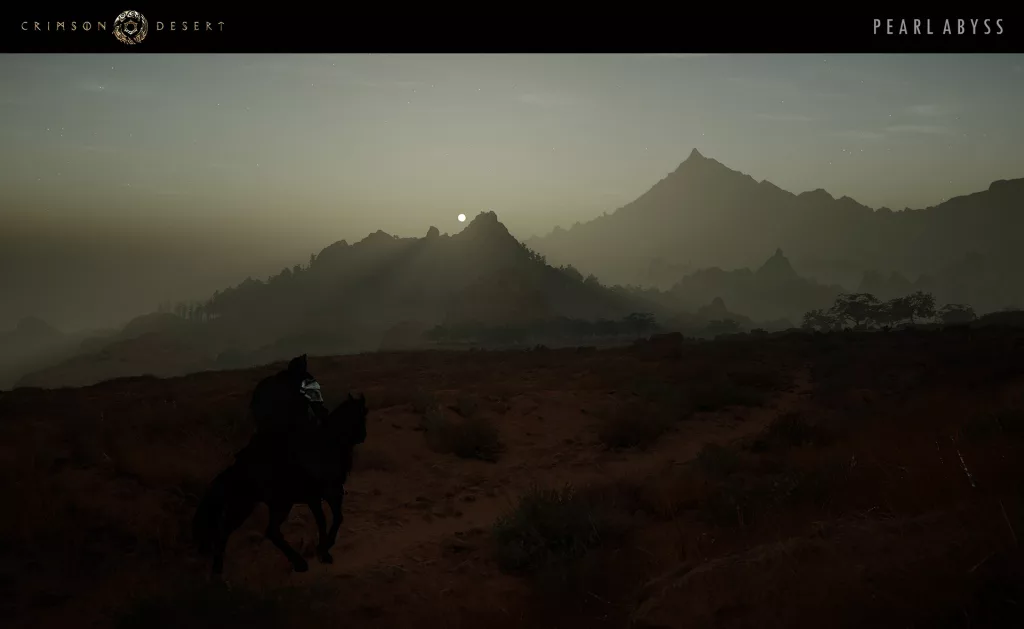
[299,378,323,404]
[299,378,329,425]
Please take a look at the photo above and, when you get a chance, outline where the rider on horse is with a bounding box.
[248,354,330,470]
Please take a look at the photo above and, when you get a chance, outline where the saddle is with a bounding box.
[238,424,339,489]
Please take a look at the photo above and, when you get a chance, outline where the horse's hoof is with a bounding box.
[293,559,309,573]
[318,551,334,564]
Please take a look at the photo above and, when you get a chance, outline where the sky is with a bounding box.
[1,53,1023,329]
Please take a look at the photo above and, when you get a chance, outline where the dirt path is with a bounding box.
[284,367,816,580]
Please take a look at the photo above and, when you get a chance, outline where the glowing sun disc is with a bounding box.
[457,213,466,222]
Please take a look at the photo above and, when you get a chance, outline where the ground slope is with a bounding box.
[1,328,1023,628]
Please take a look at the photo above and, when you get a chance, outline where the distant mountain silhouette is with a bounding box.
[660,249,843,323]
[0,317,85,389]
[660,296,761,338]
[0,317,64,362]
[756,248,799,284]
[272,211,644,342]
[526,149,1024,311]
[18,212,657,386]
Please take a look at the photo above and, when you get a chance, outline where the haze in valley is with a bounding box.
[1,53,1022,387]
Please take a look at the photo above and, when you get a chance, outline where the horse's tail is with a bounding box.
[191,466,236,555]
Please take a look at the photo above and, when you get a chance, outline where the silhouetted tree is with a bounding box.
[573,318,595,340]
[558,264,584,283]
[801,308,839,332]
[204,298,219,321]
[624,312,657,337]
[519,244,546,265]
[595,318,620,337]
[830,292,881,329]
[906,291,936,323]
[706,318,741,336]
[867,299,896,329]
[883,295,914,327]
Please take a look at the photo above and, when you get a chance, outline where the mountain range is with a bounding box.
[526,149,1024,312]
[8,150,1023,388]
[12,212,662,387]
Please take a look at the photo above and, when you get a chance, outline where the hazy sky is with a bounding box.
[1,53,1023,329]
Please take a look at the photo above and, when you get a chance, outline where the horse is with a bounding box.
[191,392,368,576]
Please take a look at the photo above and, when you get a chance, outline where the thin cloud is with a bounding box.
[207,161,246,172]
[73,143,119,154]
[352,79,425,90]
[76,78,155,99]
[725,76,844,101]
[886,124,953,135]
[243,57,427,90]
[153,188,190,197]
[810,90,848,100]
[832,130,886,141]
[754,112,816,122]
[516,91,577,108]
[906,104,946,116]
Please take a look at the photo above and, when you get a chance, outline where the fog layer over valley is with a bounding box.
[5,149,1024,389]
[2,54,1023,388]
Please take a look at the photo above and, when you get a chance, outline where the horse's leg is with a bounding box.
[320,491,345,560]
[306,499,333,564]
[265,500,308,572]
[212,496,257,577]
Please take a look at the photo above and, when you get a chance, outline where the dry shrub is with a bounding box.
[597,403,673,450]
[727,363,791,391]
[615,439,849,530]
[410,389,438,415]
[453,393,480,419]
[422,407,503,462]
[750,411,833,452]
[686,375,768,413]
[365,387,413,410]
[492,483,633,587]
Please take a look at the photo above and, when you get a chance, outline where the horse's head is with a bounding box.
[325,392,368,446]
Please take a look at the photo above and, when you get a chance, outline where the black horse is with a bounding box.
[192,393,368,576]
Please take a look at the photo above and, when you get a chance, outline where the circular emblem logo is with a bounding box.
[113,10,148,45]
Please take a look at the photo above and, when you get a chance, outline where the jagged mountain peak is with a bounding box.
[660,150,764,195]
[798,188,835,201]
[755,248,798,282]
[672,148,737,174]
[456,211,516,243]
